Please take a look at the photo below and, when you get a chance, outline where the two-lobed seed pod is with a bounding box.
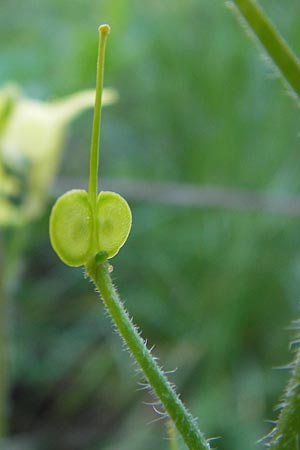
[50,189,131,266]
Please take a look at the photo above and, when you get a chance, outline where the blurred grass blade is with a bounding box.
[0,234,9,439]
[228,0,300,98]
[167,420,180,450]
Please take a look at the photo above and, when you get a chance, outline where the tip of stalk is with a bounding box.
[99,24,111,35]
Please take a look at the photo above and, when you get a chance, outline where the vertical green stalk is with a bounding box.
[86,259,211,450]
[0,232,9,438]
[228,0,300,98]
[88,24,110,256]
[88,24,110,208]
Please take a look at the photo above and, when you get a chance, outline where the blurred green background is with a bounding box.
[1,0,300,449]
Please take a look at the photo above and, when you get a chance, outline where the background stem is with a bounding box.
[167,420,180,450]
[229,0,300,98]
[86,259,211,450]
[264,333,300,449]
[0,232,9,438]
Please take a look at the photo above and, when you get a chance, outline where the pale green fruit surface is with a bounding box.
[97,191,132,258]
[50,190,93,267]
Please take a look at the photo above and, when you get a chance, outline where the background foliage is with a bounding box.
[1,0,300,449]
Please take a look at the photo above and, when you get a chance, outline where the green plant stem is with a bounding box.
[228,0,300,98]
[264,327,300,449]
[86,259,211,450]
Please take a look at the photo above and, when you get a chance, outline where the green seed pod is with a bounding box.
[97,191,132,258]
[50,190,93,267]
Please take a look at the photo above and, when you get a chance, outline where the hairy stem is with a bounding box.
[228,0,300,98]
[86,259,211,450]
[264,324,300,449]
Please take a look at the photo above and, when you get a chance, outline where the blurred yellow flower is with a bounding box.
[0,84,117,226]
